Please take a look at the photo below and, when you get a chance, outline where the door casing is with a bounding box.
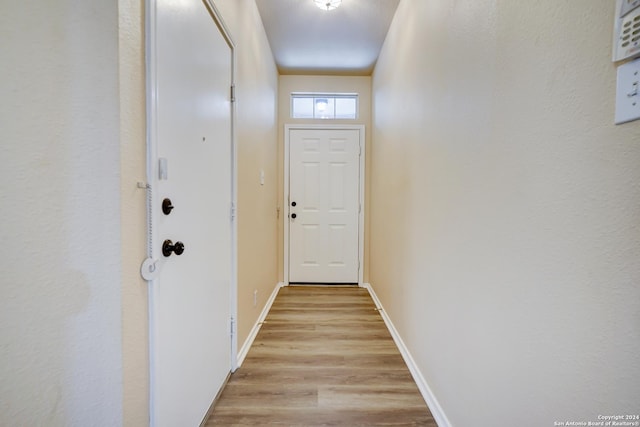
[283,124,365,286]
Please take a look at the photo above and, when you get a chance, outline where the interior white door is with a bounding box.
[288,128,361,283]
[149,1,232,426]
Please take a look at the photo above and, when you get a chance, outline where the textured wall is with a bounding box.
[277,75,372,282]
[212,0,280,349]
[118,0,148,425]
[0,1,123,425]
[371,0,640,425]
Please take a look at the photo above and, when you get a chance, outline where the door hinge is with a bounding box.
[359,203,362,214]
[230,85,236,103]
[359,143,362,156]
[230,202,236,222]
[230,316,236,336]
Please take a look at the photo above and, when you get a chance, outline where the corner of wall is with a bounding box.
[363,283,452,427]
[236,282,284,367]
[119,0,150,425]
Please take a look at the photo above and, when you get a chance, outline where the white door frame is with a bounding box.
[145,0,239,410]
[283,124,365,286]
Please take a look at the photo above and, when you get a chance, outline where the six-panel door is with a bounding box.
[289,128,360,283]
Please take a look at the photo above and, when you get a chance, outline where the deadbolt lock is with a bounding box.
[162,198,174,215]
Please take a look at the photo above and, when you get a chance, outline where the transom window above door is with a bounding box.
[291,93,358,119]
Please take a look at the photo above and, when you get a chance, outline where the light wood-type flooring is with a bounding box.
[205,285,436,426]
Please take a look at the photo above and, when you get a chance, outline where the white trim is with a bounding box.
[357,131,365,286]
[205,0,239,374]
[236,282,285,367]
[201,0,239,375]
[283,127,290,284]
[201,0,235,48]
[283,124,366,286]
[145,2,158,423]
[362,283,452,427]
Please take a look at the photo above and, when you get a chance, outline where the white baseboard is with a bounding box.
[362,283,452,427]
[236,282,285,368]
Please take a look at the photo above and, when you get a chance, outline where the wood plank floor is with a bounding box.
[205,286,436,426]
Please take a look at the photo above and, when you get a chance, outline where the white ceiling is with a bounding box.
[255,0,400,76]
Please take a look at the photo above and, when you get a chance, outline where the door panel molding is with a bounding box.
[284,124,365,286]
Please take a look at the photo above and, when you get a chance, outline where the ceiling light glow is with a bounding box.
[315,98,328,112]
[314,0,342,11]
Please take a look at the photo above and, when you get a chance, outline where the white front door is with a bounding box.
[148,1,233,426]
[288,128,362,283]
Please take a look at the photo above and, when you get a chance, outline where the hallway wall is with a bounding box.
[370,1,640,425]
[213,0,280,348]
[0,1,124,425]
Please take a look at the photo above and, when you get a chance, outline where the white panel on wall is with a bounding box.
[615,57,640,124]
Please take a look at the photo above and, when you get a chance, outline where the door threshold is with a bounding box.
[288,283,358,287]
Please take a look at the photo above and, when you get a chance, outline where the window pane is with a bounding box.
[335,98,357,119]
[291,93,358,119]
[292,97,313,118]
[314,97,335,119]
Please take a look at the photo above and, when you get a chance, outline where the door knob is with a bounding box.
[162,198,174,215]
[291,213,297,219]
[162,239,185,257]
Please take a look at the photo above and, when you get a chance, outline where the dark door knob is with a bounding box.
[162,239,185,257]
[162,198,174,215]
[291,213,297,219]
[173,241,184,255]
[291,201,297,207]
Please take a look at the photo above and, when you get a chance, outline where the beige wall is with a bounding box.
[277,75,372,282]
[371,1,640,425]
[1,1,124,425]
[119,0,148,425]
[213,0,280,348]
